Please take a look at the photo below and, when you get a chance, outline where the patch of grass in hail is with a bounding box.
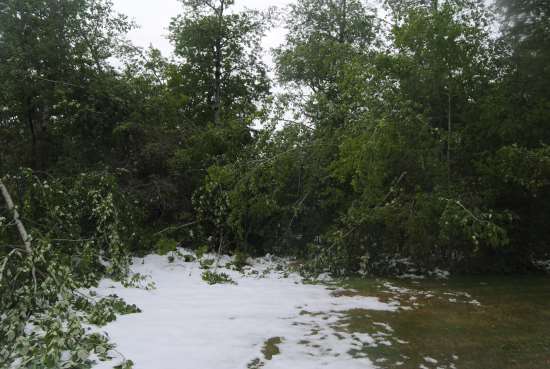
[262,337,283,360]
[338,276,550,369]
[247,337,284,368]
[201,270,236,285]
[199,258,216,270]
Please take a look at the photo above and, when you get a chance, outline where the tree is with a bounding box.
[169,0,271,126]
[0,0,133,170]
[274,0,379,131]
[493,0,550,146]
[275,0,378,91]
[388,0,495,182]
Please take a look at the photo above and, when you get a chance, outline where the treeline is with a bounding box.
[1,0,550,277]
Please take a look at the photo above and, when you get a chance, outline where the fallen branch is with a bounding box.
[322,172,409,256]
[441,197,488,224]
[381,172,408,205]
[0,178,36,291]
[0,179,32,253]
[153,221,198,237]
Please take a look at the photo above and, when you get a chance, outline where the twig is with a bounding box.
[214,229,224,272]
[153,221,198,237]
[0,249,21,285]
[441,198,487,224]
[51,237,96,243]
[286,191,311,233]
[381,172,408,204]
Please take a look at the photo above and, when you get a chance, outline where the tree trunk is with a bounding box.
[447,91,452,188]
[339,0,347,43]
[26,98,37,169]
[214,41,222,125]
[37,101,50,170]
[213,0,225,125]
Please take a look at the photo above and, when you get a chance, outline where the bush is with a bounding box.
[233,250,250,270]
[195,244,209,259]
[155,238,178,255]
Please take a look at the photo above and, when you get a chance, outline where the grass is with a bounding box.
[262,337,283,360]
[341,275,550,369]
[247,337,283,368]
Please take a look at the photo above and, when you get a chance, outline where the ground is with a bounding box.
[89,251,550,369]
[344,275,550,369]
[90,251,396,369]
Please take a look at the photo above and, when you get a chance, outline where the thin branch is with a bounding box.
[153,221,199,237]
[0,249,21,286]
[51,237,96,243]
[442,198,488,224]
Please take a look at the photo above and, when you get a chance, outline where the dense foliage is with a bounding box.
[0,171,144,368]
[1,0,550,365]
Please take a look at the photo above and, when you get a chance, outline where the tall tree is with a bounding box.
[389,0,495,181]
[274,0,379,127]
[0,0,133,170]
[169,0,271,127]
[494,0,550,146]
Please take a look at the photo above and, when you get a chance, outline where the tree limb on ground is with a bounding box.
[0,177,36,292]
[0,178,32,253]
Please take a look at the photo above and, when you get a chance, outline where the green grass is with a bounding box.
[341,276,550,369]
[247,337,283,368]
[262,337,283,360]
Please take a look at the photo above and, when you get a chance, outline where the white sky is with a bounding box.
[111,0,294,65]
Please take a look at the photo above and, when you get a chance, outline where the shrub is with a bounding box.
[233,250,250,270]
[155,238,178,255]
[195,244,209,259]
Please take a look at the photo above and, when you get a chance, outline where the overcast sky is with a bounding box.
[111,0,294,65]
